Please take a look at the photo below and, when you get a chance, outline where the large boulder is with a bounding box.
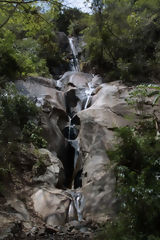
[33,149,65,188]
[16,77,69,158]
[57,72,93,91]
[65,88,87,116]
[31,188,84,227]
[15,77,56,97]
[77,81,139,222]
[56,32,71,53]
[32,188,70,226]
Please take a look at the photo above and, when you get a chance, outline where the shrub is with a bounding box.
[22,121,47,148]
[96,122,160,240]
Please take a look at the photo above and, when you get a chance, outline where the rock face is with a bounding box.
[14,73,139,227]
[15,77,68,157]
[57,71,93,90]
[0,143,67,239]
[77,82,132,221]
[4,69,158,240]
[57,32,71,54]
[33,149,65,188]
[32,188,71,226]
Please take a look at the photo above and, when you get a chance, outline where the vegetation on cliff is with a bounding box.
[96,87,160,240]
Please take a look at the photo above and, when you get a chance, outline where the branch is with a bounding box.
[0,3,18,29]
[105,22,121,41]
[0,0,62,4]
[21,4,51,25]
[0,0,48,3]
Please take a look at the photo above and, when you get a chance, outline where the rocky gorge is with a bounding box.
[1,35,159,240]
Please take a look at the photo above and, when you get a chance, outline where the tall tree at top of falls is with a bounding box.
[83,0,160,83]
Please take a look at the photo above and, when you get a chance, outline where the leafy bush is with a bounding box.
[96,122,160,240]
[0,83,46,147]
[0,83,38,131]
[22,121,47,148]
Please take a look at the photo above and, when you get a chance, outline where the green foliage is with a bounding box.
[23,121,47,148]
[56,7,86,35]
[126,84,160,119]
[0,83,38,130]
[84,0,160,82]
[97,122,160,240]
[32,153,48,177]
[0,83,48,191]
[0,83,46,147]
[126,84,150,117]
[0,0,66,79]
[147,85,160,105]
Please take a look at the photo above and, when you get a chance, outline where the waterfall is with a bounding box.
[74,192,84,221]
[68,37,80,72]
[68,116,72,140]
[68,190,85,222]
[67,117,80,174]
[84,86,94,109]
[69,140,79,170]
[61,39,97,222]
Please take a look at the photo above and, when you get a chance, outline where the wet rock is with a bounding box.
[90,74,102,88]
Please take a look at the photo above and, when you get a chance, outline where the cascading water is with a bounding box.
[68,37,80,72]
[62,37,99,223]
[35,97,44,107]
[68,116,72,140]
[84,82,94,110]
[84,86,94,109]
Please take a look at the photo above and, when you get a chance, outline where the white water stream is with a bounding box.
[68,191,85,222]
[68,37,80,72]
[84,86,94,109]
[66,37,97,222]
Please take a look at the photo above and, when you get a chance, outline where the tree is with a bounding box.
[83,0,160,82]
[0,0,62,29]
[0,0,68,79]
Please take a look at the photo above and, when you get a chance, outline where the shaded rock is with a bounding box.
[27,76,56,88]
[5,198,30,221]
[65,88,87,116]
[57,32,71,54]
[40,112,67,158]
[16,77,69,158]
[0,220,22,240]
[33,149,65,188]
